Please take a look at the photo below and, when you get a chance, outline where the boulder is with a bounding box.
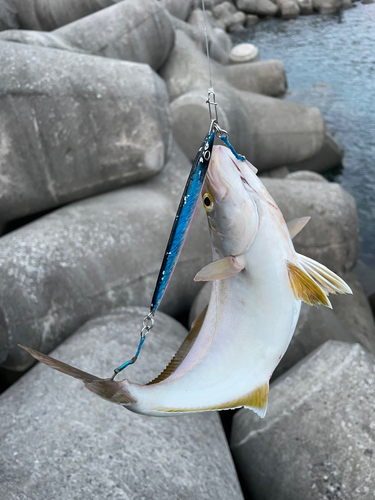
[164,33,324,170]
[277,0,300,18]
[0,142,211,371]
[231,341,375,500]
[313,0,344,13]
[226,10,246,30]
[285,170,328,182]
[329,272,375,356]
[0,307,244,499]
[0,0,18,30]
[0,41,171,224]
[223,60,287,97]
[11,0,117,30]
[160,0,194,20]
[0,0,175,71]
[353,260,375,317]
[235,0,278,15]
[229,43,259,63]
[287,131,344,173]
[262,178,358,274]
[298,0,314,13]
[246,14,260,25]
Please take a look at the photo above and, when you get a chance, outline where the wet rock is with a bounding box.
[277,0,300,18]
[231,341,375,500]
[245,13,260,25]
[11,0,117,30]
[223,60,287,97]
[229,43,259,63]
[298,0,314,13]
[263,178,358,274]
[235,0,279,16]
[0,0,175,71]
[0,307,244,499]
[330,272,375,356]
[160,0,194,20]
[0,0,18,30]
[0,142,211,371]
[287,131,344,173]
[0,41,171,224]
[313,0,343,13]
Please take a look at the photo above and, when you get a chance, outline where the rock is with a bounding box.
[172,89,325,171]
[287,131,344,174]
[230,43,259,63]
[235,0,278,15]
[0,142,211,371]
[277,0,300,18]
[313,0,343,13]
[330,272,375,356]
[0,0,18,30]
[231,341,375,500]
[362,0,374,4]
[212,1,237,20]
[353,261,375,317]
[263,166,290,178]
[182,9,231,63]
[11,0,117,30]
[0,41,171,224]
[273,303,355,378]
[0,307,244,499]
[246,13,260,25]
[226,10,246,30]
[286,170,328,182]
[0,0,175,71]
[342,0,354,7]
[223,60,287,96]
[263,178,358,274]
[160,0,194,20]
[298,0,314,11]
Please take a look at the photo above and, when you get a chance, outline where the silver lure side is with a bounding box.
[20,146,352,417]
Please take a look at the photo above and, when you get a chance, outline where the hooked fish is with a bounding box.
[21,145,352,417]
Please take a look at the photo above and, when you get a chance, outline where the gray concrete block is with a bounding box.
[286,170,328,182]
[263,178,358,274]
[0,0,175,71]
[277,0,301,18]
[0,41,171,223]
[0,0,18,30]
[223,60,287,97]
[313,0,344,12]
[0,307,244,500]
[231,341,375,500]
[0,142,211,371]
[160,0,194,20]
[11,0,117,30]
[235,0,279,15]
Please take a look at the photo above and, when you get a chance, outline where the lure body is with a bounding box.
[150,130,215,313]
[21,146,351,417]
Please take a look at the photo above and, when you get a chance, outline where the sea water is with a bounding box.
[233,3,375,268]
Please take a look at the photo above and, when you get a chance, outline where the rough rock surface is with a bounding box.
[0,0,175,71]
[298,0,314,13]
[0,307,244,500]
[160,0,194,20]
[277,0,300,18]
[231,341,375,500]
[0,41,171,224]
[11,0,118,30]
[0,142,211,371]
[0,0,18,30]
[223,60,287,97]
[286,170,328,182]
[263,178,358,274]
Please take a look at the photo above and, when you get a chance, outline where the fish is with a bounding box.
[20,145,352,417]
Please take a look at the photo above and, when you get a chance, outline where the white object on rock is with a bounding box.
[230,43,259,63]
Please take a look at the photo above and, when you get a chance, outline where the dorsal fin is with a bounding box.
[147,306,208,385]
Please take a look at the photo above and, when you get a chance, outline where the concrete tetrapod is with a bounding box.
[0,307,244,500]
[0,41,171,224]
[11,0,117,30]
[0,0,175,71]
[0,142,211,371]
[231,341,375,500]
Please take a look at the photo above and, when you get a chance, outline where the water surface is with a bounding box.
[233,3,375,268]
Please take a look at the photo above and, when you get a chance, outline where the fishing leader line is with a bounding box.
[111,0,245,380]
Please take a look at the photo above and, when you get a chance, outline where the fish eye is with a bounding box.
[202,192,214,212]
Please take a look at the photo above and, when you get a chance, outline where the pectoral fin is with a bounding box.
[194,255,246,282]
[287,216,310,239]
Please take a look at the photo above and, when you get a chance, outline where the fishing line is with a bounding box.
[111,0,245,380]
